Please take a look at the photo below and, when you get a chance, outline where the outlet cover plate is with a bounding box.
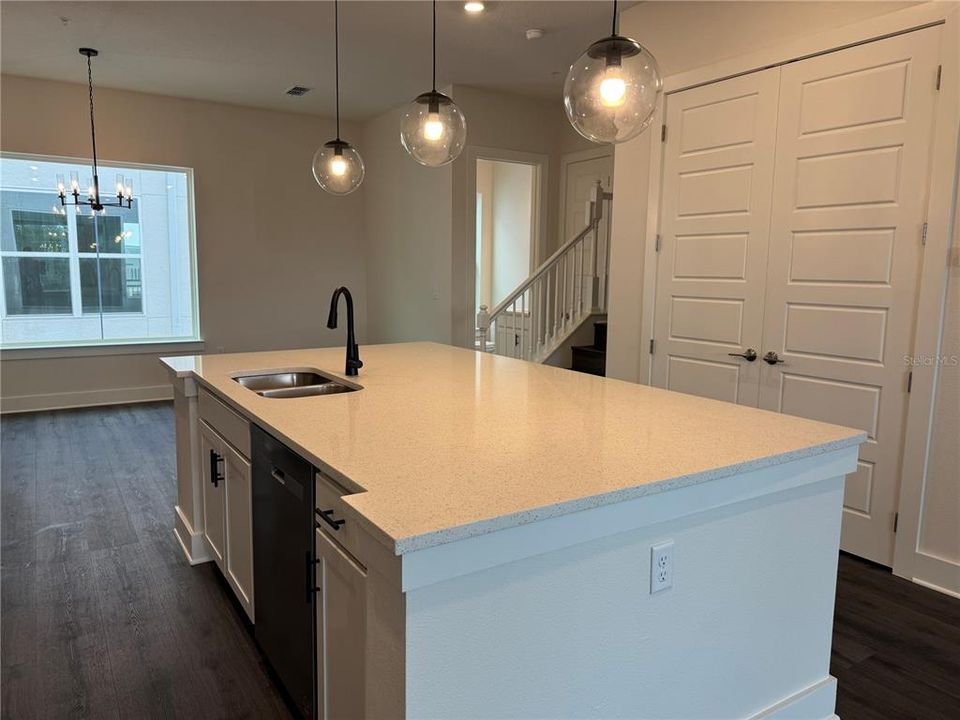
[651,540,673,594]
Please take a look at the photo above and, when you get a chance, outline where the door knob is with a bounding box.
[728,348,757,362]
[763,351,785,365]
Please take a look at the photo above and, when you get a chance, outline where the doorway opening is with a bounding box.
[474,158,541,314]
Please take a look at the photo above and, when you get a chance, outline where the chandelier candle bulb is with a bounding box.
[56,174,66,197]
[124,178,133,200]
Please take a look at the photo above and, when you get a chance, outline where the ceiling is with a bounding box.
[1,1,638,120]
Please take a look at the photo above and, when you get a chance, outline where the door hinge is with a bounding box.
[921,222,928,246]
[936,65,942,91]
[649,339,655,355]
[655,234,662,252]
[907,370,913,393]
[894,512,899,533]
[661,124,667,142]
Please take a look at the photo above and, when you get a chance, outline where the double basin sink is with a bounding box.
[233,370,360,399]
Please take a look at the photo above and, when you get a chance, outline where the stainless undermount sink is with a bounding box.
[233,370,360,399]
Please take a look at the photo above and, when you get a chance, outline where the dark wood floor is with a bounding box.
[2,404,959,719]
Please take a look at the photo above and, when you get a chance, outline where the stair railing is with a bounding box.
[477,182,612,362]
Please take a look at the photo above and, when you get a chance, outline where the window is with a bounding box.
[0,155,199,348]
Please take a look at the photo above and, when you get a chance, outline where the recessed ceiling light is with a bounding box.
[525,28,544,40]
[464,2,485,14]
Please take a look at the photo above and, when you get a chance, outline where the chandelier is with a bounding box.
[56,48,134,211]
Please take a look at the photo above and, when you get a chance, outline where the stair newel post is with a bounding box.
[477,304,490,353]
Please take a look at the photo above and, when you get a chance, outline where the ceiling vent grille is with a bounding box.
[285,86,312,97]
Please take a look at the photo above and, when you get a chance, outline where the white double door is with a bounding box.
[652,27,942,566]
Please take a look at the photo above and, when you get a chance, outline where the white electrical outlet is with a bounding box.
[650,540,673,594]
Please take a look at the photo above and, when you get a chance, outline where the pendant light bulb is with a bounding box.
[423,110,445,141]
[563,0,661,144]
[400,0,467,166]
[314,0,365,195]
[599,64,627,107]
[330,152,348,177]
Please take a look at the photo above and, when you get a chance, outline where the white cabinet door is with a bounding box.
[223,441,254,622]
[652,68,781,405]
[199,422,226,572]
[316,528,367,720]
[758,27,942,566]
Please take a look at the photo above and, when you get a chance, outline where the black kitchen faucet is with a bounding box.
[326,286,363,376]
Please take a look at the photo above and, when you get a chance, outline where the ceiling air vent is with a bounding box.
[285,86,312,97]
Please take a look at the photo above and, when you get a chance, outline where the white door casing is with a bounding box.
[652,68,781,407]
[757,27,942,566]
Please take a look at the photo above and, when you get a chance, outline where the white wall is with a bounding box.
[489,161,534,306]
[361,85,592,348]
[1,74,367,411]
[449,85,594,347]
[360,104,453,345]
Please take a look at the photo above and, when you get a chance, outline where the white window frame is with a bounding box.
[0,151,202,352]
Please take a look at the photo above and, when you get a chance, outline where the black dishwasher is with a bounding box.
[251,425,315,719]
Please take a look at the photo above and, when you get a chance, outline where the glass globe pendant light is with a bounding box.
[313,0,364,195]
[400,0,467,167]
[563,0,662,145]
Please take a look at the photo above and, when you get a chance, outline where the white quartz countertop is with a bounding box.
[162,342,864,554]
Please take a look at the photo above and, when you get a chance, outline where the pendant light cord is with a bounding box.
[432,0,437,92]
[334,0,341,140]
[611,0,618,36]
[86,53,99,178]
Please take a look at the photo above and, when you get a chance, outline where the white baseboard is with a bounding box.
[0,384,173,414]
[174,504,212,565]
[749,677,837,719]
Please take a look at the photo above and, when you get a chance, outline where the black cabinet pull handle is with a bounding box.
[209,450,224,488]
[316,508,345,531]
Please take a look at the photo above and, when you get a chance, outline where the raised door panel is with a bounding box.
[652,68,781,406]
[224,441,254,622]
[758,27,942,566]
[316,528,367,720]
[199,421,226,572]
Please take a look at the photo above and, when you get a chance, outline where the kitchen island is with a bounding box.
[161,342,863,720]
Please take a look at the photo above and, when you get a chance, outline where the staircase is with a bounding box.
[571,320,607,376]
[476,182,612,365]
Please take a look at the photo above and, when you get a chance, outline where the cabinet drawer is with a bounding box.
[199,387,251,458]
[315,472,362,558]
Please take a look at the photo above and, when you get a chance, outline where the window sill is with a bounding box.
[0,338,205,360]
